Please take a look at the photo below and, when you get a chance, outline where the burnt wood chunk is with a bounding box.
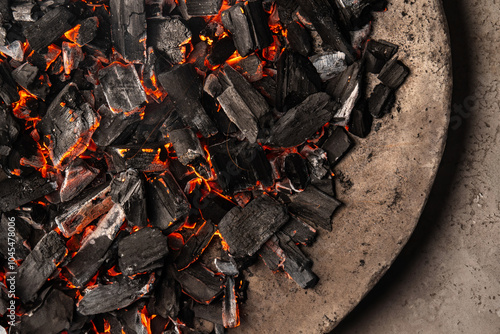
[158,64,217,137]
[222,276,239,328]
[24,7,75,51]
[55,181,113,238]
[348,99,372,138]
[151,267,181,319]
[12,62,50,99]
[110,0,147,63]
[105,144,168,172]
[65,204,126,287]
[176,220,216,270]
[0,173,57,212]
[0,214,31,261]
[193,302,224,325]
[174,263,224,304]
[310,51,347,81]
[206,36,236,68]
[365,39,398,74]
[148,17,192,64]
[111,169,147,226]
[285,21,312,57]
[301,145,329,182]
[199,193,235,225]
[77,274,154,315]
[218,195,288,258]
[93,105,142,146]
[185,0,222,16]
[284,153,310,191]
[232,54,263,82]
[287,185,341,231]
[265,92,332,148]
[0,60,20,104]
[62,42,84,75]
[99,62,147,114]
[168,128,210,178]
[368,83,395,118]
[378,57,410,89]
[236,142,274,188]
[71,16,99,46]
[280,215,317,246]
[17,231,67,303]
[321,126,352,165]
[146,171,190,229]
[118,227,168,275]
[214,258,239,275]
[60,159,99,202]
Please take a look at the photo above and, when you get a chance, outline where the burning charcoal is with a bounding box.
[185,0,222,16]
[12,62,51,99]
[364,39,398,74]
[284,153,310,191]
[231,55,263,82]
[145,171,190,230]
[129,98,175,144]
[277,232,317,288]
[198,193,235,225]
[37,83,99,169]
[93,105,142,146]
[301,145,329,182]
[150,267,181,319]
[105,144,168,172]
[378,57,410,89]
[222,276,239,328]
[168,128,210,178]
[77,274,155,315]
[17,289,73,334]
[24,6,75,51]
[276,50,322,112]
[11,1,39,22]
[287,185,341,231]
[111,169,147,226]
[55,181,113,238]
[237,142,274,188]
[62,42,83,75]
[176,221,216,270]
[65,204,126,287]
[214,258,239,276]
[295,0,355,63]
[321,126,352,166]
[368,83,395,118]
[0,106,19,157]
[265,92,333,148]
[118,227,168,275]
[99,62,147,114]
[218,195,288,259]
[17,231,67,303]
[310,52,348,81]
[174,263,224,304]
[285,21,312,57]
[0,173,57,212]
[206,36,236,68]
[158,64,217,137]
[109,0,147,63]
[221,1,272,57]
[66,16,99,46]
[0,213,31,260]
[148,16,192,64]
[280,215,316,246]
[60,159,99,202]
[253,76,276,106]
[192,302,223,325]
[204,74,224,98]
[0,60,20,105]
[348,99,372,137]
[0,40,24,61]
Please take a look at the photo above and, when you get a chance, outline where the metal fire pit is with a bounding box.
[231,0,452,332]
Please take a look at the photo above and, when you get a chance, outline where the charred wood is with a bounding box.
[377,57,409,89]
[0,106,19,157]
[185,0,223,16]
[105,144,168,172]
[205,36,236,68]
[0,173,57,212]
[0,213,31,260]
[0,60,20,104]
[110,169,147,226]
[284,153,310,191]
[24,6,75,51]
[168,128,210,179]
[348,99,372,137]
[175,220,216,270]
[59,159,99,202]
[222,276,239,328]
[92,105,142,147]
[150,266,181,319]
[147,16,192,64]
[12,62,50,99]
[368,83,395,118]
[173,262,224,304]
[280,215,317,246]
[364,39,398,74]
[321,125,352,165]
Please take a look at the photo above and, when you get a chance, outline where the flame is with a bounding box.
[103,319,111,333]
[214,230,230,251]
[64,25,81,43]
[140,305,153,334]
[12,90,40,122]
[107,266,122,277]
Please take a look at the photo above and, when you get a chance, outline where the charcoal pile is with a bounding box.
[0,0,409,332]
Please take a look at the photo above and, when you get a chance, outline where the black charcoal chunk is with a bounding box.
[237,142,274,188]
[214,258,239,276]
[198,193,235,225]
[280,215,316,246]
[364,39,398,74]
[105,144,168,172]
[206,36,236,68]
[176,220,216,270]
[73,16,99,46]
[0,60,20,104]
[148,16,192,64]
[378,57,409,89]
[222,276,239,328]
[12,62,50,99]
[24,7,75,51]
[173,263,224,304]
[12,1,39,22]
[150,266,181,319]
[168,128,210,178]
[62,42,83,75]
[111,169,147,226]
[0,106,19,156]
[0,173,57,212]
[93,105,142,146]
[301,145,329,182]
[60,159,99,202]
[186,0,223,16]
[232,54,263,82]
[286,21,312,57]
[348,99,372,137]
[284,153,310,191]
[368,83,395,118]
[310,51,347,81]
[321,126,353,165]
[192,302,223,325]
[0,213,31,260]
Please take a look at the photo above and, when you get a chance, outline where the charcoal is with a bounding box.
[105,144,168,172]
[214,258,239,275]
[60,159,99,202]
[17,231,67,303]
[265,92,333,148]
[185,0,222,16]
[236,143,274,188]
[65,204,126,287]
[295,0,355,63]
[310,51,347,81]
[55,180,113,238]
[277,232,317,288]
[222,276,239,328]
[287,185,341,231]
[0,173,57,212]
[148,16,192,64]
[253,76,276,107]
[99,62,147,114]
[0,60,19,104]
[198,193,235,225]
[174,262,224,304]
[301,145,329,181]
[110,169,147,226]
[215,324,225,334]
[192,302,223,325]
[204,74,224,98]
[130,98,175,144]
[0,40,24,61]
[285,21,312,57]
[206,36,236,68]
[151,266,181,319]
[77,274,154,315]
[69,16,99,46]
[109,0,147,63]
[348,99,372,137]
[280,215,316,246]
[62,42,83,75]
[118,227,168,275]
[364,39,398,74]
[221,1,272,57]
[0,106,19,156]
[218,195,288,258]
[176,220,215,270]
[12,62,50,99]
[37,83,99,169]
[378,57,409,89]
[93,105,142,146]
[145,171,190,230]
[284,153,310,191]
[321,126,352,166]
[24,6,75,51]
[11,1,39,22]
[0,213,31,260]
[158,64,217,137]
[231,54,263,82]
[168,128,210,178]
[276,50,322,112]
[368,83,395,118]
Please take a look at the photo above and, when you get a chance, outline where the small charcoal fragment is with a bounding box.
[222,276,239,328]
[280,215,317,246]
[93,105,142,146]
[173,263,224,304]
[348,99,373,138]
[105,144,168,172]
[368,83,395,118]
[148,16,192,64]
[0,60,20,105]
[24,7,75,51]
[0,173,57,212]
[378,57,410,89]
[284,153,311,191]
[185,0,223,16]
[150,266,181,319]
[111,169,147,226]
[60,159,99,202]
[12,62,51,99]
[364,39,399,74]
[176,220,216,270]
[321,126,353,166]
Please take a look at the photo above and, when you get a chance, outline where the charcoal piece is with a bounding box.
[130,98,175,144]
[203,74,223,98]
[280,215,316,246]
[0,40,24,61]
[93,105,142,146]
[321,126,352,165]
[151,267,181,319]
[301,145,329,181]
[71,16,99,46]
[253,76,276,106]
[118,227,168,275]
[0,173,57,212]
[185,0,222,16]
[160,109,185,135]
[222,276,239,328]
[0,213,31,260]
[24,6,75,51]
[62,42,83,75]
[12,1,39,22]
[146,171,190,230]
[378,57,409,89]
[287,185,341,231]
[310,51,347,81]
[286,21,312,57]
[65,204,126,287]
[265,92,332,148]
[174,263,224,304]
[295,0,355,63]
[12,62,50,99]
[277,232,317,288]
[17,231,67,303]
[55,181,113,238]
[276,50,322,112]
[0,106,19,156]
[0,61,19,105]
[193,302,223,325]
[99,62,147,114]
[348,99,372,138]
[232,54,263,82]
[236,143,273,188]
[60,159,99,202]
[105,144,168,172]
[111,169,147,226]
[176,220,216,270]
[37,83,99,169]
[109,0,146,63]
[368,83,395,118]
[364,39,398,74]
[214,258,239,275]
[198,193,235,225]
[284,153,310,191]
[218,195,288,258]
[77,274,154,315]
[206,36,236,68]
[168,128,210,178]
[158,64,217,137]
[148,17,192,64]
